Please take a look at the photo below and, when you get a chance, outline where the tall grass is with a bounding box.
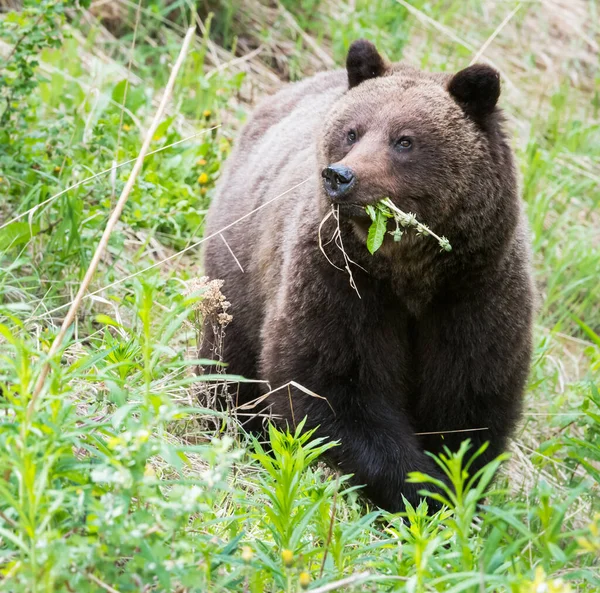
[0,0,599,591]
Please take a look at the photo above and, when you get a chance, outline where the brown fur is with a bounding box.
[201,40,534,512]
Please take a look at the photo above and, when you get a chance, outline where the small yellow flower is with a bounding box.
[107,436,122,450]
[196,158,207,166]
[136,429,150,443]
[577,513,600,553]
[198,172,209,184]
[299,572,310,589]
[531,567,546,589]
[241,546,253,563]
[123,124,131,132]
[524,567,572,593]
[53,166,61,173]
[203,109,212,118]
[281,548,293,568]
[589,513,600,536]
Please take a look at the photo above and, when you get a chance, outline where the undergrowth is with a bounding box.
[0,0,599,591]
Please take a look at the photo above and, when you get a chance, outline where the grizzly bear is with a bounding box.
[201,40,534,512]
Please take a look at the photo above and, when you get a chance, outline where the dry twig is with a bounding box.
[26,26,197,420]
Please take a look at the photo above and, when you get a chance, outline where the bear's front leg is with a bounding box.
[259,270,446,513]
[413,262,534,477]
[262,359,447,513]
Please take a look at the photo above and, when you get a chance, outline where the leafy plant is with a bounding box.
[565,381,600,488]
[0,0,67,133]
[251,420,339,551]
[365,198,452,254]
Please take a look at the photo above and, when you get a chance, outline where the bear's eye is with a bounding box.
[347,130,357,144]
[395,137,412,150]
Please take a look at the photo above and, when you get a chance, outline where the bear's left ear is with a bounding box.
[447,64,500,121]
[346,39,387,89]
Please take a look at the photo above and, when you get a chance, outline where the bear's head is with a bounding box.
[318,40,519,268]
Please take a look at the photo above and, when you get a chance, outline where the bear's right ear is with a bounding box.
[346,40,387,89]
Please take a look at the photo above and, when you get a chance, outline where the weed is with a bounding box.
[365,198,452,254]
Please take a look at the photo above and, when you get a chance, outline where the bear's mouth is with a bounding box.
[334,202,370,219]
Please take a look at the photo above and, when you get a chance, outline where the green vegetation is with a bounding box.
[0,0,599,591]
[365,199,452,254]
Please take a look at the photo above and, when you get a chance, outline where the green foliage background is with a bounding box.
[0,0,599,591]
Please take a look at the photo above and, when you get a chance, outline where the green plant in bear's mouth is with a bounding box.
[365,198,452,255]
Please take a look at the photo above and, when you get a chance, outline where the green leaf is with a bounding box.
[572,315,600,348]
[0,526,29,553]
[548,542,568,563]
[94,314,121,328]
[366,210,387,254]
[0,221,40,250]
[153,116,174,141]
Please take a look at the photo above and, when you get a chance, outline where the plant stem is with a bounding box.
[382,198,450,248]
[26,26,198,420]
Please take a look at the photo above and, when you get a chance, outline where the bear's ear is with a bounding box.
[447,64,501,121]
[346,40,387,89]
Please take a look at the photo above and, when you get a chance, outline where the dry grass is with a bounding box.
[57,0,600,146]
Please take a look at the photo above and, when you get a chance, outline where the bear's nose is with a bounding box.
[321,164,356,200]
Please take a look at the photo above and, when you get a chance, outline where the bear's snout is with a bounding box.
[321,164,356,200]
